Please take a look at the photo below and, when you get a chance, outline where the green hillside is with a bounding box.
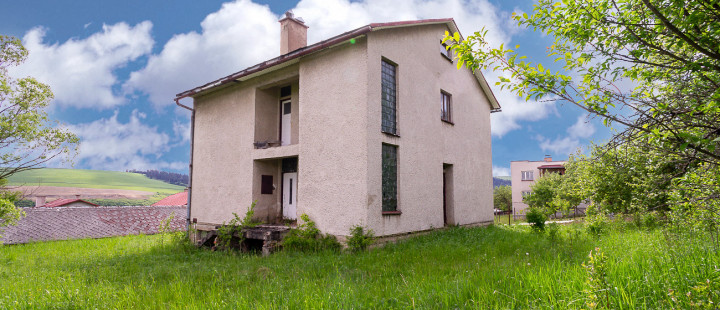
[496,176,511,181]
[7,168,185,195]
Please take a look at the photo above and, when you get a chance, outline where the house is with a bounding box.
[175,13,500,241]
[152,191,188,206]
[37,198,99,208]
[510,156,566,214]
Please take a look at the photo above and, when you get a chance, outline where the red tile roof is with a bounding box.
[152,191,188,206]
[1,206,187,244]
[538,164,565,169]
[39,198,98,208]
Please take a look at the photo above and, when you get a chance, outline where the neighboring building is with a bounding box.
[510,156,566,214]
[1,205,186,244]
[175,13,500,239]
[38,198,99,208]
[152,191,188,206]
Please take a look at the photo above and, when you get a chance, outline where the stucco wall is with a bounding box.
[510,160,566,214]
[191,65,300,225]
[365,24,494,236]
[296,38,370,236]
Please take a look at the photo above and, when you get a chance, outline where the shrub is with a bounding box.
[526,207,547,232]
[586,212,609,236]
[641,211,660,230]
[546,222,560,242]
[283,214,341,253]
[215,201,261,251]
[347,225,374,253]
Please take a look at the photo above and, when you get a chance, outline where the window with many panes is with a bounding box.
[382,144,398,212]
[441,91,452,123]
[381,59,397,135]
[521,170,534,181]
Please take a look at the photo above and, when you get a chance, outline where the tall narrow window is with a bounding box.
[381,59,397,134]
[382,144,398,212]
[441,91,452,123]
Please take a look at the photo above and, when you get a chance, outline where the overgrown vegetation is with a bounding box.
[282,214,341,252]
[1,223,717,308]
[346,225,374,253]
[525,207,547,232]
[215,201,261,251]
[446,0,720,254]
[493,185,512,212]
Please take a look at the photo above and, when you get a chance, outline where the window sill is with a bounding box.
[382,211,402,216]
[441,119,454,125]
[382,131,400,138]
[441,53,453,63]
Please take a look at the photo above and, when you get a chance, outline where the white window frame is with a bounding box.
[521,170,534,181]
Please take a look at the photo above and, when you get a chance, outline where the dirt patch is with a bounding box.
[6,186,155,200]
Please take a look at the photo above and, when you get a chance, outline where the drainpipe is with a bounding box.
[175,98,195,234]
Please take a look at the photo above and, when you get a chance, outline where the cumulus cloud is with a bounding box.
[537,115,596,156]
[123,0,279,108]
[492,165,510,177]
[125,0,526,110]
[9,22,154,109]
[65,110,185,171]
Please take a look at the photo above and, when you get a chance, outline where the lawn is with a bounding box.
[6,168,185,195]
[0,224,717,309]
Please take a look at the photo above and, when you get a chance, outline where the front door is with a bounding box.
[282,172,297,220]
[281,99,291,146]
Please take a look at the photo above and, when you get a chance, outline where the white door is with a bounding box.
[281,99,291,146]
[282,172,297,219]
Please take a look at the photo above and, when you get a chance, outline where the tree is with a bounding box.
[523,172,564,215]
[1,36,78,179]
[0,35,78,235]
[444,0,720,179]
[493,185,512,212]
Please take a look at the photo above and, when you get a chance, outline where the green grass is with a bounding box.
[0,224,717,309]
[6,168,185,195]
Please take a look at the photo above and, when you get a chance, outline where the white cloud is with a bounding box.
[64,110,184,171]
[536,115,596,156]
[9,22,154,109]
[125,0,523,109]
[490,84,556,137]
[567,115,595,138]
[123,0,279,108]
[492,165,510,177]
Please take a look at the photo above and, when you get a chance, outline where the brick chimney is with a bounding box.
[279,11,308,55]
[35,196,46,207]
[544,155,552,162]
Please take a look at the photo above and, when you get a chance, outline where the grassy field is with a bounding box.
[1,223,717,309]
[6,168,185,195]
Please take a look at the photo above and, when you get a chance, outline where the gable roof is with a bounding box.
[175,18,500,111]
[151,191,188,206]
[39,198,98,208]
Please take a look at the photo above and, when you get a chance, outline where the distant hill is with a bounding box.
[493,177,511,188]
[6,168,185,195]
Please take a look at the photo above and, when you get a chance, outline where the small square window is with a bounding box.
[441,91,452,123]
[261,175,273,194]
[440,42,453,61]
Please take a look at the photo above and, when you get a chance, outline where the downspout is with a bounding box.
[175,98,195,234]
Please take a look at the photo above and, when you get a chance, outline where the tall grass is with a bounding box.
[0,224,717,309]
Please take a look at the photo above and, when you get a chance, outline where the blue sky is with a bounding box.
[1,0,611,176]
